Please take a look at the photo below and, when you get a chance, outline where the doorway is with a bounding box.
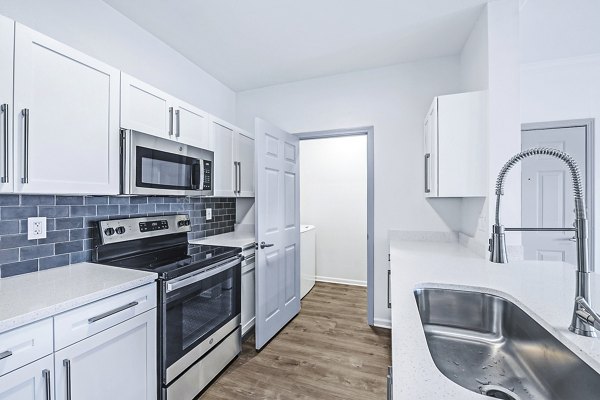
[295,127,375,326]
[521,119,595,269]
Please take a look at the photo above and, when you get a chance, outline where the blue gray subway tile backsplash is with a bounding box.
[0,195,236,278]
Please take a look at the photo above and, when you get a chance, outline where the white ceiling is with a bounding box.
[102,0,488,91]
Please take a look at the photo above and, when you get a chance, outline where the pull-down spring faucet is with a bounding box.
[489,147,597,337]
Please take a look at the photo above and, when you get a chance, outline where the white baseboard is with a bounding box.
[373,318,391,329]
[315,276,367,287]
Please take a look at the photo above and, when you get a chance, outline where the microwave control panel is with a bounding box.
[203,160,212,190]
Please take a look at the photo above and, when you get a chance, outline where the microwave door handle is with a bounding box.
[192,162,201,189]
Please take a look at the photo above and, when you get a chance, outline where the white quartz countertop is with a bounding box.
[189,227,255,249]
[389,231,600,399]
[0,262,157,334]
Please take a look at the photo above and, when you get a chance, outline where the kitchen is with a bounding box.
[1,0,599,399]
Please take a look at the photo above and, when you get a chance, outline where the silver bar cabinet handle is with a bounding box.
[238,161,242,194]
[21,109,29,184]
[168,107,174,136]
[233,161,238,194]
[42,369,52,400]
[88,301,138,323]
[1,104,7,183]
[175,109,180,137]
[424,153,430,193]
[0,350,12,360]
[387,270,391,308]
[63,359,71,400]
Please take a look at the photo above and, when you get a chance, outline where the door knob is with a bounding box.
[558,236,577,242]
[260,241,274,249]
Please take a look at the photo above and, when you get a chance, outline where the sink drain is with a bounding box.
[480,385,521,400]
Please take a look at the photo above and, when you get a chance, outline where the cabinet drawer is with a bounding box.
[54,283,157,350]
[0,318,53,376]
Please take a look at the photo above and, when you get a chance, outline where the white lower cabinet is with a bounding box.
[0,354,53,400]
[54,310,157,400]
[0,284,157,400]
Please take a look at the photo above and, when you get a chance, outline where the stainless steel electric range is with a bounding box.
[93,214,242,400]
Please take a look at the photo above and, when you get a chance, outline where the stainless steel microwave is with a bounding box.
[120,130,214,196]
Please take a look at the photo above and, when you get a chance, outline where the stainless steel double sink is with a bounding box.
[414,288,600,399]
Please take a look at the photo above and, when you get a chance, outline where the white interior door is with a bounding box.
[522,126,587,264]
[255,118,300,350]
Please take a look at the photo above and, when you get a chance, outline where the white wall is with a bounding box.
[0,0,236,121]
[520,55,600,256]
[520,0,600,64]
[456,0,521,256]
[487,0,522,251]
[300,136,367,286]
[519,0,600,257]
[237,57,463,326]
[458,7,490,254]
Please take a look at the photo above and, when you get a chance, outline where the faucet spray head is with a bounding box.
[489,224,508,263]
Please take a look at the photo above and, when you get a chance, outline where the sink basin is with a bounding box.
[414,288,600,399]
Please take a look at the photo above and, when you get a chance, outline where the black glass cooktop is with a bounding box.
[97,238,241,280]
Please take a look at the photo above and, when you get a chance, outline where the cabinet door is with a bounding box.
[173,100,210,149]
[437,91,487,197]
[423,98,438,197]
[212,119,235,196]
[13,24,120,194]
[0,15,13,193]
[120,73,172,139]
[236,130,255,197]
[0,355,53,400]
[241,262,256,336]
[54,311,157,400]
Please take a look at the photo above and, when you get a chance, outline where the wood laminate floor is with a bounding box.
[200,282,392,400]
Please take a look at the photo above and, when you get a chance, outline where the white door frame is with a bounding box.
[521,118,595,270]
[295,126,375,326]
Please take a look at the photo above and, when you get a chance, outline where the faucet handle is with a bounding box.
[575,297,600,330]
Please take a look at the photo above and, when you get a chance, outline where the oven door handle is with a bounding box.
[166,256,241,293]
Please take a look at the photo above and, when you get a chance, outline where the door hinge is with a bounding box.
[388,253,390,262]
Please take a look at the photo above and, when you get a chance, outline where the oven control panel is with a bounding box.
[139,220,169,232]
[98,214,191,244]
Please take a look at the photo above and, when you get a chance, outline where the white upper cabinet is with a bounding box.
[172,98,210,149]
[13,24,120,195]
[121,73,210,148]
[211,118,235,197]
[424,91,487,198]
[0,15,13,194]
[236,129,255,197]
[210,116,255,197]
[121,73,171,139]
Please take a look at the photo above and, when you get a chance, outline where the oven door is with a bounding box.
[122,130,214,196]
[161,256,241,384]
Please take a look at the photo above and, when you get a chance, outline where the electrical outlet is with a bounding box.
[206,208,212,220]
[27,217,47,240]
